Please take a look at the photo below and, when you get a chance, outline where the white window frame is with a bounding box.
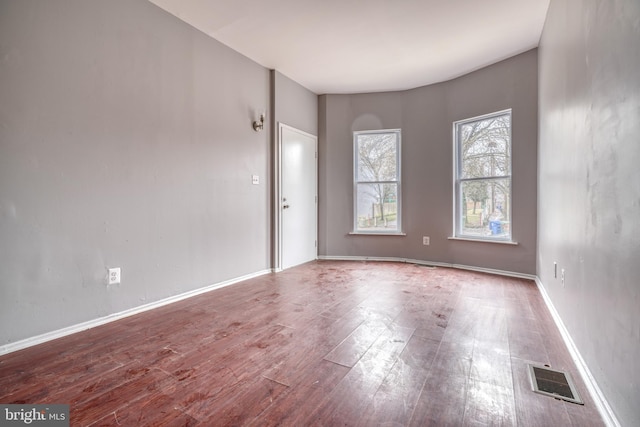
[352,129,403,235]
[453,109,513,242]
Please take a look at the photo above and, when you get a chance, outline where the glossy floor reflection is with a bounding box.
[0,261,604,426]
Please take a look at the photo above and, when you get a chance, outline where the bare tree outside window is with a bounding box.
[455,111,512,240]
[354,130,401,233]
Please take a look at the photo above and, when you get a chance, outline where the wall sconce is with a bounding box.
[253,113,265,132]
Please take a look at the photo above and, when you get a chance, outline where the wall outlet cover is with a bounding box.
[108,268,121,285]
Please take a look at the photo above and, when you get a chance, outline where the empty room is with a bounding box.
[0,0,638,426]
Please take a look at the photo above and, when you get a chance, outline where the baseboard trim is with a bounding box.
[0,269,273,356]
[317,255,536,280]
[1,260,618,427]
[318,255,450,269]
[318,255,617,425]
[534,277,620,427]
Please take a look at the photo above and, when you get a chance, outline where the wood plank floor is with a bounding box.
[0,261,604,426]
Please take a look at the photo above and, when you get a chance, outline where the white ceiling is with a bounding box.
[148,0,550,94]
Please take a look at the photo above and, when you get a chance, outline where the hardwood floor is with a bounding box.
[0,261,604,426]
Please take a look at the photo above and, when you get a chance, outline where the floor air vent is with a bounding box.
[527,364,584,405]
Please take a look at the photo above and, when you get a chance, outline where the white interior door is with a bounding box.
[280,124,317,270]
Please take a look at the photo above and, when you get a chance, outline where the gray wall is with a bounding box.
[538,0,640,425]
[0,0,273,346]
[319,50,538,275]
[272,70,318,136]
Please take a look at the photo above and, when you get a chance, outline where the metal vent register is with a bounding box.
[527,364,584,405]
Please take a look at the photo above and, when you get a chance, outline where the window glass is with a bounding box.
[354,130,401,233]
[455,111,512,240]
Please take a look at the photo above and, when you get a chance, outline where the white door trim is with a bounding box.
[275,122,318,271]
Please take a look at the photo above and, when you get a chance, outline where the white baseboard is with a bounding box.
[318,254,449,268]
[319,256,617,425]
[534,277,620,427]
[0,269,273,356]
[317,255,536,280]
[0,259,619,427]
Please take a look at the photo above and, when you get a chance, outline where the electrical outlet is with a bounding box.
[561,268,565,287]
[422,236,430,246]
[252,175,259,185]
[108,268,121,285]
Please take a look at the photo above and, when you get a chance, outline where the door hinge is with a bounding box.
[315,240,317,247]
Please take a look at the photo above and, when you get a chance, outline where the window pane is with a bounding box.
[460,178,510,238]
[357,133,397,181]
[356,183,398,231]
[459,113,510,179]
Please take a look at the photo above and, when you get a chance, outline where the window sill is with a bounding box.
[349,231,406,236]
[448,236,518,245]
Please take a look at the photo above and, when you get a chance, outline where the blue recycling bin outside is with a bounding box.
[489,220,503,235]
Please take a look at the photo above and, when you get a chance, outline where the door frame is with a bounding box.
[274,122,318,271]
